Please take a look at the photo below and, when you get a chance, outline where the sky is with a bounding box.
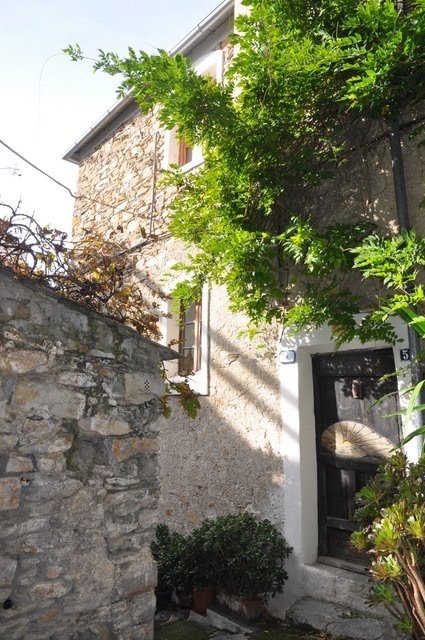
[0,0,222,237]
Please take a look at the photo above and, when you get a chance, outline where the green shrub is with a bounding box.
[184,520,218,591]
[151,524,190,593]
[352,453,425,640]
[205,513,292,601]
[152,514,292,603]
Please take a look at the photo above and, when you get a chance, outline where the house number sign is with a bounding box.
[400,348,410,361]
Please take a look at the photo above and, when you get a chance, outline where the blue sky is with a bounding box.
[0,0,222,235]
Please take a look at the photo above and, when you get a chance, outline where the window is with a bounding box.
[162,129,201,172]
[162,49,224,172]
[178,301,202,376]
[160,284,209,395]
[178,139,193,168]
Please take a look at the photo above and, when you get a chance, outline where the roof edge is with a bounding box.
[63,0,234,165]
[63,96,139,165]
[169,0,233,57]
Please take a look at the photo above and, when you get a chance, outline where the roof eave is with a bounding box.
[62,96,139,165]
[63,0,234,165]
[169,0,233,57]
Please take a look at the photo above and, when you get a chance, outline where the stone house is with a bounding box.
[63,0,424,629]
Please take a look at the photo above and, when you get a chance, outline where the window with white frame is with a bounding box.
[178,301,202,376]
[160,284,209,395]
[162,49,224,173]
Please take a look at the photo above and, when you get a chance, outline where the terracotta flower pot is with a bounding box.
[216,590,263,620]
[192,586,215,614]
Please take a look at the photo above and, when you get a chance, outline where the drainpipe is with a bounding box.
[388,116,425,454]
[149,131,159,236]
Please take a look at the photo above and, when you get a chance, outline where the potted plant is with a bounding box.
[206,513,292,619]
[151,524,189,610]
[152,514,292,619]
[151,523,212,611]
[185,520,217,613]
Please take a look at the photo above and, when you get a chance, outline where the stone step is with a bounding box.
[287,597,402,640]
[189,606,256,635]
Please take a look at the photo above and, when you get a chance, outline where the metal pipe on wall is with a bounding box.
[388,116,425,454]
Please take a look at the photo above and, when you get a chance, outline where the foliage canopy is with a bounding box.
[66,0,425,344]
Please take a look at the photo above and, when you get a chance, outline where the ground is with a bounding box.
[154,609,341,640]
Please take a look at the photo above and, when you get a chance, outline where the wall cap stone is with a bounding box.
[0,265,176,362]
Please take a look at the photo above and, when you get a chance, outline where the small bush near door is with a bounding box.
[203,513,292,602]
[352,453,425,640]
[151,513,292,611]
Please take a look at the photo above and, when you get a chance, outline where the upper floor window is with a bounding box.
[178,139,194,168]
[162,49,224,173]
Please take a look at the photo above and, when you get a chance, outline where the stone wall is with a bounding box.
[0,266,172,640]
[73,106,170,247]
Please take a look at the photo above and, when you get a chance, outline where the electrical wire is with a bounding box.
[0,137,174,254]
[0,137,153,220]
[0,137,75,197]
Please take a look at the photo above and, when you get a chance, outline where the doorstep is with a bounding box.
[287,597,402,640]
[190,604,258,634]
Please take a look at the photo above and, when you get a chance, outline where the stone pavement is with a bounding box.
[155,606,352,639]
[287,597,402,640]
[155,617,320,640]
[155,598,403,640]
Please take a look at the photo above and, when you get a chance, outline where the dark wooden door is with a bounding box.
[312,348,400,564]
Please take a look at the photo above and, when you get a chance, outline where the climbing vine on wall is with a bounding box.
[66,0,425,345]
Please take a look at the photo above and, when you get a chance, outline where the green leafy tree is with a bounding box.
[352,229,425,447]
[66,0,425,346]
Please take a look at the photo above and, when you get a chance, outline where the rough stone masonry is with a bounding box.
[0,266,173,640]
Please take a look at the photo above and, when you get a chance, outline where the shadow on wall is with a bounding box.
[157,323,301,533]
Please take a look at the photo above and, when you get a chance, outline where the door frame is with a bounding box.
[278,317,414,611]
